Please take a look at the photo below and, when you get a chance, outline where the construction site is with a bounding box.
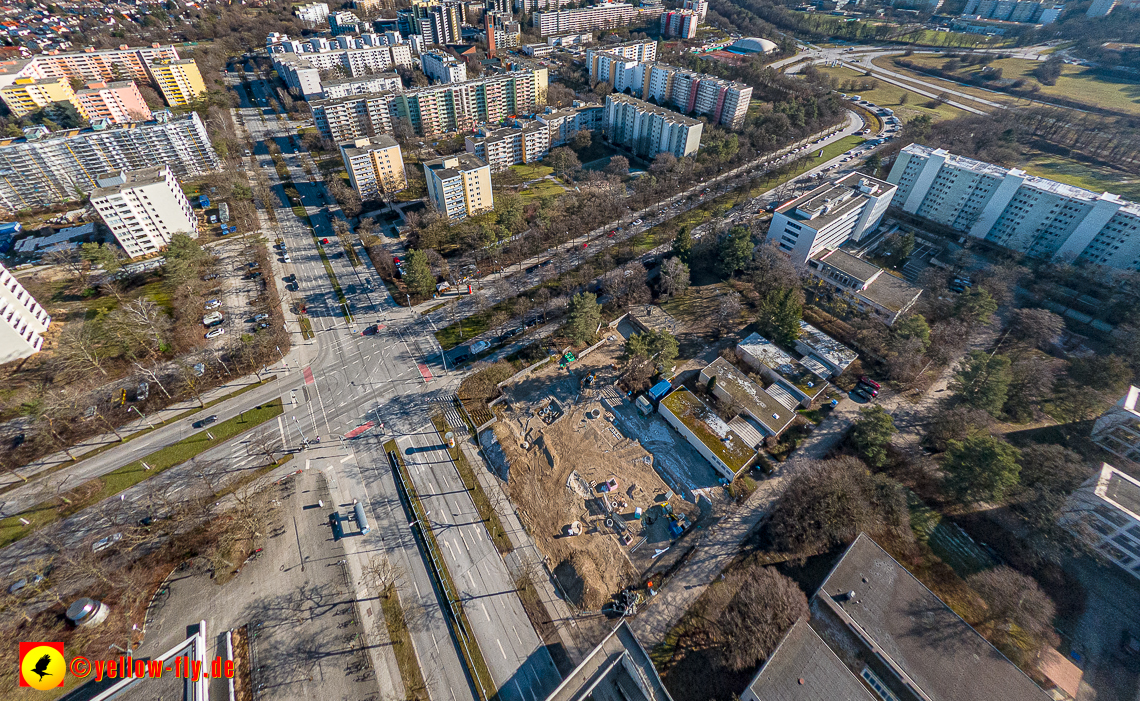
[487,338,710,612]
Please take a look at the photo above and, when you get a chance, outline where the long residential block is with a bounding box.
[587,56,751,129]
[888,143,1140,271]
[0,111,219,210]
[604,93,702,158]
[0,44,181,89]
[532,3,640,35]
[75,81,152,125]
[273,43,414,99]
[311,69,545,141]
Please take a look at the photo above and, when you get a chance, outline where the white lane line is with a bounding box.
[498,639,508,660]
[481,601,490,623]
[340,455,352,463]
[277,415,287,446]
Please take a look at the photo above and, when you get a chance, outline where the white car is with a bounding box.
[632,218,643,226]
[283,254,292,263]
[470,340,490,354]
[93,533,122,553]
[205,299,221,309]
[205,328,226,339]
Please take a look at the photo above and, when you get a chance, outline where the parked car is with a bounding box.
[283,254,292,263]
[92,533,122,553]
[451,352,470,365]
[632,218,643,226]
[858,383,879,398]
[321,238,329,244]
[859,376,881,390]
[193,362,206,377]
[205,328,226,339]
[205,299,221,310]
[253,313,269,322]
[202,273,219,281]
[136,382,149,401]
[193,414,218,429]
[362,325,379,336]
[471,340,490,354]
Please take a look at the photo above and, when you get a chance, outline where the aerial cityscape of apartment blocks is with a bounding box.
[0,263,50,364]
[604,93,703,159]
[0,44,180,88]
[311,68,546,141]
[888,144,1140,270]
[75,81,152,125]
[424,154,493,220]
[660,9,699,39]
[272,41,414,99]
[532,2,640,36]
[0,111,220,210]
[89,165,198,259]
[588,56,752,129]
[340,135,407,200]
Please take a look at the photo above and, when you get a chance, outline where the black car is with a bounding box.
[362,325,379,336]
[451,352,470,365]
[192,414,218,429]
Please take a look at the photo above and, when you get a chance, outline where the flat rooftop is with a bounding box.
[813,248,881,283]
[860,272,923,314]
[340,134,400,156]
[606,93,703,126]
[659,387,755,473]
[816,534,1051,701]
[425,153,487,179]
[545,621,672,701]
[91,165,170,196]
[737,332,828,399]
[745,619,876,701]
[628,304,679,334]
[796,321,857,370]
[702,357,796,435]
[1096,462,1140,520]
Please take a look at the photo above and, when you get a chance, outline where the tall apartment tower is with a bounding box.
[340,135,407,200]
[0,263,50,364]
[146,59,207,107]
[421,51,468,84]
[413,1,463,45]
[682,0,708,21]
[660,10,699,39]
[89,165,198,259]
[424,154,493,220]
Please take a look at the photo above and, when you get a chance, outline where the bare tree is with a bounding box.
[178,363,208,408]
[966,566,1057,664]
[55,323,110,378]
[133,361,173,399]
[715,565,809,671]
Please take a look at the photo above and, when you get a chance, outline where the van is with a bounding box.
[353,501,370,535]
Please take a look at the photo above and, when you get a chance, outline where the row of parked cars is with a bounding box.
[852,375,881,402]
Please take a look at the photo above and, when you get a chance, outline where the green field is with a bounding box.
[1016,150,1140,200]
[896,54,1140,117]
[0,400,285,548]
[509,163,554,180]
[810,65,966,123]
[519,177,566,204]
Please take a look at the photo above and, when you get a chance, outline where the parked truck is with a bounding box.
[198,195,210,209]
[218,202,229,223]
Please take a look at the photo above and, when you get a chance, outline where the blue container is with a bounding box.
[648,380,672,402]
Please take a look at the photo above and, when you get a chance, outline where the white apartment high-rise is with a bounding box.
[341,135,407,200]
[294,2,331,24]
[660,9,699,39]
[90,165,198,259]
[604,93,702,159]
[532,3,639,35]
[766,172,896,265]
[0,263,50,364]
[424,154,493,220]
[888,144,1140,271]
[421,51,468,84]
[465,119,550,171]
[682,0,708,21]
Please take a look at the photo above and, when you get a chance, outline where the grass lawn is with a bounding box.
[519,178,566,204]
[809,65,967,123]
[1015,149,1140,200]
[509,163,554,180]
[0,399,284,549]
[891,54,1140,117]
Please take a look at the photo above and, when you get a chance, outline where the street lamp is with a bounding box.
[129,406,154,429]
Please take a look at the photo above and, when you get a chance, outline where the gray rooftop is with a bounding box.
[340,134,401,157]
[91,165,170,196]
[702,357,796,435]
[816,534,1051,701]
[860,272,923,314]
[813,249,882,283]
[544,621,672,701]
[796,321,857,369]
[606,93,702,126]
[425,153,487,180]
[1101,464,1140,518]
[745,619,876,701]
[778,172,894,233]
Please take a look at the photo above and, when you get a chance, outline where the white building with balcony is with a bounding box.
[0,263,50,363]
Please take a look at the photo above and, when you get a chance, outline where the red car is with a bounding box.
[320,238,329,244]
[393,256,402,265]
[582,242,588,249]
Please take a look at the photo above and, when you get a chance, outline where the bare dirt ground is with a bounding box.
[493,341,701,611]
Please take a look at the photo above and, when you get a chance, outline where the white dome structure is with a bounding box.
[729,37,778,54]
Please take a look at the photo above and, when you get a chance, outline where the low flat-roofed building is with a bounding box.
[12,222,98,257]
[1092,385,1140,463]
[808,248,923,326]
[794,320,857,378]
[628,304,679,335]
[544,621,672,701]
[698,357,796,443]
[1063,463,1140,579]
[659,386,757,481]
[812,533,1052,701]
[741,618,876,701]
[736,332,828,408]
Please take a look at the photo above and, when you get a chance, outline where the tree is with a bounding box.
[954,287,999,325]
[392,117,415,144]
[1066,354,1133,395]
[672,228,693,265]
[952,350,1012,417]
[566,292,601,345]
[571,129,592,150]
[757,287,802,346]
[1009,308,1064,350]
[716,226,753,277]
[749,241,801,299]
[716,566,809,672]
[165,233,212,288]
[546,147,581,178]
[850,405,897,469]
[403,249,436,300]
[1033,54,1063,86]
[1018,443,1089,495]
[892,313,931,351]
[80,242,123,275]
[54,323,111,379]
[716,293,743,333]
[967,566,1057,665]
[767,457,911,555]
[626,329,678,370]
[899,91,910,105]
[925,406,992,452]
[604,155,629,177]
[1004,352,1058,422]
[659,257,690,298]
[943,434,1021,505]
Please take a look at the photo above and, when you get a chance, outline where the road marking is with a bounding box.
[498,639,508,660]
[303,366,315,384]
[481,601,490,622]
[418,363,433,381]
[305,459,311,471]
[340,455,352,463]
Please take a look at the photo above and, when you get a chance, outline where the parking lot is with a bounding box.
[203,238,276,348]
